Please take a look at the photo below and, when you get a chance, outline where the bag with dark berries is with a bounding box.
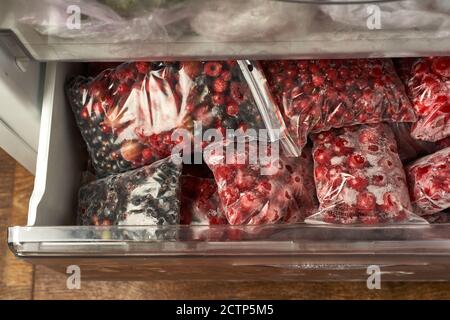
[260,59,416,151]
[180,175,227,225]
[308,123,426,225]
[399,56,450,142]
[77,155,182,226]
[406,147,450,216]
[204,138,318,225]
[67,60,271,177]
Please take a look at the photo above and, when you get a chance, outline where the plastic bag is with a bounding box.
[423,210,450,224]
[77,155,182,226]
[308,124,424,225]
[319,0,450,31]
[388,122,437,163]
[190,0,316,41]
[17,0,192,41]
[180,175,227,225]
[204,138,317,225]
[402,57,450,142]
[261,59,416,151]
[66,61,268,177]
[406,147,450,215]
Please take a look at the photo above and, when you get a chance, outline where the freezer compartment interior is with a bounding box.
[1,0,450,60]
[7,60,450,280]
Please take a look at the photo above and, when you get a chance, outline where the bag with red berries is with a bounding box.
[180,175,227,225]
[67,61,272,177]
[77,154,182,226]
[308,123,426,225]
[401,57,450,142]
[204,137,317,225]
[260,59,416,151]
[406,147,450,216]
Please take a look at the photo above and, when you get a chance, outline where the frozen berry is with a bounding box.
[204,62,223,77]
[225,100,239,117]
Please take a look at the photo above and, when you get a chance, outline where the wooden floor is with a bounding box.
[1,148,450,300]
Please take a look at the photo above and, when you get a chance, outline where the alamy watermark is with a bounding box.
[366,265,381,290]
[66,265,81,290]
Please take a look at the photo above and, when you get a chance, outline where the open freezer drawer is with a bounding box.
[1,0,450,61]
[7,61,450,281]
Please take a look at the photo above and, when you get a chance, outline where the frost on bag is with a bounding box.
[66,61,266,177]
[401,57,450,142]
[261,59,415,151]
[204,138,317,225]
[319,0,450,31]
[406,147,450,215]
[17,0,192,41]
[180,175,227,225]
[190,0,316,41]
[77,155,182,226]
[308,124,424,225]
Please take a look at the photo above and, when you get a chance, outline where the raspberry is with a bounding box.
[204,62,223,77]
[213,78,228,93]
[225,100,239,117]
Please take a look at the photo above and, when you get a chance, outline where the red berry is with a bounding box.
[348,153,367,169]
[356,192,376,212]
[230,82,247,103]
[204,62,223,77]
[141,148,153,161]
[116,83,130,95]
[181,61,202,78]
[212,94,225,106]
[431,56,450,78]
[135,62,149,74]
[314,148,331,165]
[215,166,234,182]
[213,78,228,93]
[220,70,232,81]
[371,174,386,186]
[348,175,368,191]
[120,140,143,162]
[314,166,328,181]
[221,186,239,206]
[225,100,239,116]
[80,107,89,120]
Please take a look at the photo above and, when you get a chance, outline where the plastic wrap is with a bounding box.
[261,59,416,151]
[180,175,227,225]
[204,139,317,225]
[18,0,193,41]
[388,122,437,163]
[423,210,450,224]
[406,147,450,215]
[308,124,424,225]
[190,0,316,41]
[403,57,450,142]
[77,155,182,226]
[319,0,450,31]
[66,61,267,177]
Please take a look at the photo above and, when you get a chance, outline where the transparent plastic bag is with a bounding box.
[406,147,450,215]
[180,175,227,225]
[402,57,450,142]
[77,155,182,226]
[190,0,316,41]
[308,124,425,225]
[204,138,317,225]
[66,61,268,177]
[319,0,450,31]
[261,59,416,151]
[388,122,437,163]
[423,210,450,224]
[17,0,193,41]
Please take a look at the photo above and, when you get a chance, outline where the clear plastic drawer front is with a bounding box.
[1,0,449,60]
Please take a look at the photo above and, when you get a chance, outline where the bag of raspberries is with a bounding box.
[406,147,450,216]
[308,123,426,225]
[260,59,417,151]
[67,60,276,177]
[396,56,450,142]
[204,137,317,225]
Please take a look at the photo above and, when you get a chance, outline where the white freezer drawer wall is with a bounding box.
[0,41,43,174]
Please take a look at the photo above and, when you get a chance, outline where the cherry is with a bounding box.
[348,175,368,191]
[356,192,376,212]
[314,148,331,165]
[348,153,367,169]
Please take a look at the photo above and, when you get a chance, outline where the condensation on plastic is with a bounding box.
[319,0,450,31]
[261,59,416,151]
[190,0,316,41]
[17,0,193,42]
[204,137,318,225]
[78,155,182,226]
[406,147,450,215]
[403,57,450,142]
[66,61,269,177]
[180,175,227,226]
[307,123,426,225]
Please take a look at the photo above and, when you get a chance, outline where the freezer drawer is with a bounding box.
[7,61,450,281]
[1,0,450,61]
